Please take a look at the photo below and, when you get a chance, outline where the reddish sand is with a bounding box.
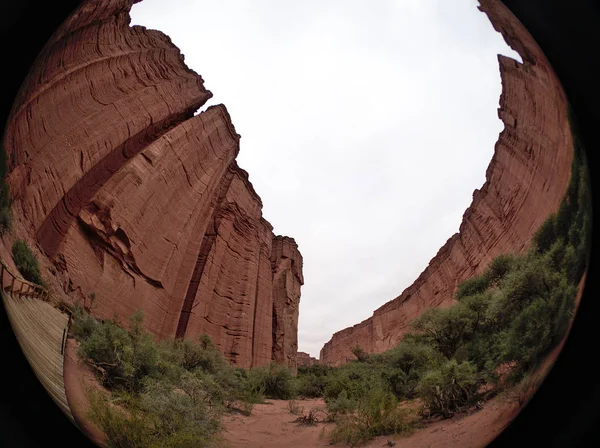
[60,273,588,447]
[222,398,334,447]
[62,336,107,447]
[222,397,520,448]
[222,275,588,448]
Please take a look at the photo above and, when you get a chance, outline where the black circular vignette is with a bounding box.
[1,0,599,447]
[0,4,95,448]
[488,1,600,445]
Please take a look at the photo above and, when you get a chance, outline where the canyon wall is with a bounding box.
[297,352,319,368]
[320,0,574,365]
[271,236,304,373]
[3,0,303,369]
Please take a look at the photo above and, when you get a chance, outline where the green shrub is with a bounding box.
[76,311,160,392]
[533,214,557,254]
[325,389,356,419]
[485,254,518,285]
[247,363,296,400]
[372,340,443,399]
[351,345,369,362]
[454,274,491,300]
[87,389,155,448]
[328,387,411,446]
[71,303,99,340]
[501,277,576,379]
[87,379,223,448]
[295,364,335,398]
[417,359,480,417]
[410,306,474,359]
[323,361,389,403]
[296,372,329,398]
[11,239,43,285]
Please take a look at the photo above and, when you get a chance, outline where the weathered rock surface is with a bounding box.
[3,0,302,369]
[271,236,304,373]
[297,352,318,368]
[320,0,574,365]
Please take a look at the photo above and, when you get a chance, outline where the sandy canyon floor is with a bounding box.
[221,397,520,448]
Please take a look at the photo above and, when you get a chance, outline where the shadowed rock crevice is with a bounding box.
[175,168,235,339]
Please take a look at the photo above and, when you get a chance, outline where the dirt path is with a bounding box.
[63,336,108,446]
[222,398,334,447]
[222,396,520,448]
[60,273,589,447]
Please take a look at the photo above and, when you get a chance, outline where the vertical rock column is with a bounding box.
[271,236,304,373]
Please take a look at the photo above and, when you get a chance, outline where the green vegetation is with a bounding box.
[11,239,44,285]
[72,108,590,447]
[293,109,591,444]
[71,306,295,447]
[328,388,413,446]
[245,362,297,400]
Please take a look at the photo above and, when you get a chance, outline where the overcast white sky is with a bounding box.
[130,0,522,358]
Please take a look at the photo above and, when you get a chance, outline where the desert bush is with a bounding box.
[87,389,155,448]
[293,408,321,425]
[11,239,43,285]
[246,363,296,400]
[410,306,475,359]
[295,364,334,398]
[416,359,480,417]
[454,274,490,300]
[372,340,443,399]
[323,361,389,403]
[325,389,355,419]
[76,311,162,391]
[70,303,99,340]
[485,254,518,285]
[175,335,227,373]
[328,387,411,446]
[87,380,223,448]
[77,317,138,389]
[140,373,223,435]
[532,213,557,254]
[295,371,328,398]
[351,345,369,362]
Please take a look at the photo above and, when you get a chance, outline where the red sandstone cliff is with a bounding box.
[320,0,574,365]
[3,0,303,369]
[297,352,318,368]
[271,236,304,373]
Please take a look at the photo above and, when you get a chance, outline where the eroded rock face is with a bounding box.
[271,236,304,374]
[297,352,318,368]
[3,0,302,369]
[320,0,574,365]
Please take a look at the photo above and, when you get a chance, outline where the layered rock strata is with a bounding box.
[3,0,303,369]
[271,236,304,373]
[320,0,574,365]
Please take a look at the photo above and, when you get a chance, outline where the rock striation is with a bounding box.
[3,0,303,369]
[271,236,304,373]
[320,0,575,365]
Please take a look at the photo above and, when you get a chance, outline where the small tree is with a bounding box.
[351,345,369,362]
[417,359,480,417]
[11,239,43,285]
